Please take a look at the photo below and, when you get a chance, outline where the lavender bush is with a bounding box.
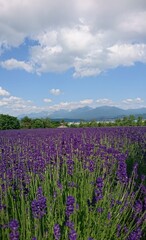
[0,127,146,239]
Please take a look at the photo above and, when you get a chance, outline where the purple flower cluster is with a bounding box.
[54,224,61,240]
[57,180,63,190]
[9,219,19,240]
[127,228,142,240]
[133,200,143,216]
[95,177,104,203]
[31,187,47,219]
[65,220,77,240]
[69,228,77,240]
[65,220,74,229]
[117,154,128,184]
[87,160,95,172]
[67,159,74,176]
[65,196,75,218]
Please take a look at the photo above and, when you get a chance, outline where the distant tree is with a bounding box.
[143,120,146,126]
[127,115,135,126]
[53,121,62,128]
[20,116,32,129]
[89,120,98,127]
[79,120,86,128]
[0,114,20,130]
[137,116,143,126]
[32,119,44,128]
[69,123,78,128]
[97,122,103,127]
[42,118,53,128]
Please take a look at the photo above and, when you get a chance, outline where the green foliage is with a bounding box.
[0,114,20,130]
[31,119,45,128]
[20,117,61,129]
[72,115,145,128]
[20,116,32,129]
[1,113,145,130]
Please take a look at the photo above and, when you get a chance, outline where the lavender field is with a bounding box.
[0,127,146,240]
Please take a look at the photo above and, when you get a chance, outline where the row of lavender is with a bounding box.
[0,127,146,239]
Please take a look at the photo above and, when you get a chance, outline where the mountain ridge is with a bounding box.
[18,106,146,121]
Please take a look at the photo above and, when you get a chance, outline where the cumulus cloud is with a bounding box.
[0,91,146,115]
[46,99,93,111]
[0,86,10,96]
[96,98,114,105]
[0,58,33,72]
[122,97,144,104]
[0,93,42,115]
[0,0,146,76]
[80,99,93,105]
[50,88,62,96]
[107,44,146,68]
[43,98,52,103]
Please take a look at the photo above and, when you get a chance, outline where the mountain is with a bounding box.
[18,106,146,121]
[124,108,146,115]
[78,106,126,120]
[49,106,92,119]
[18,111,50,119]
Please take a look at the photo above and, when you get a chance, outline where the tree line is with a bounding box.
[0,114,146,130]
[71,115,146,128]
[0,115,61,130]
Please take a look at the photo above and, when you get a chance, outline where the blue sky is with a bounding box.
[0,0,146,116]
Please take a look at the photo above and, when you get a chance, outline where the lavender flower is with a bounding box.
[133,200,143,215]
[65,196,75,218]
[31,187,47,219]
[94,177,104,203]
[9,220,19,231]
[67,159,74,176]
[97,207,103,213]
[65,220,74,229]
[88,160,95,172]
[9,231,19,240]
[107,212,111,220]
[54,224,61,240]
[69,228,77,240]
[127,228,142,240]
[117,224,121,238]
[117,154,128,184]
[36,186,43,199]
[9,219,19,240]
[57,181,63,190]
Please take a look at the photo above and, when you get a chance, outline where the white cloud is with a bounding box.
[119,97,146,109]
[119,11,146,37]
[0,0,146,76]
[50,88,62,96]
[0,92,146,116]
[0,58,33,72]
[0,95,42,115]
[96,98,114,105]
[0,86,10,96]
[107,44,146,68]
[80,99,93,105]
[46,100,90,111]
[122,97,144,104]
[43,98,52,103]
